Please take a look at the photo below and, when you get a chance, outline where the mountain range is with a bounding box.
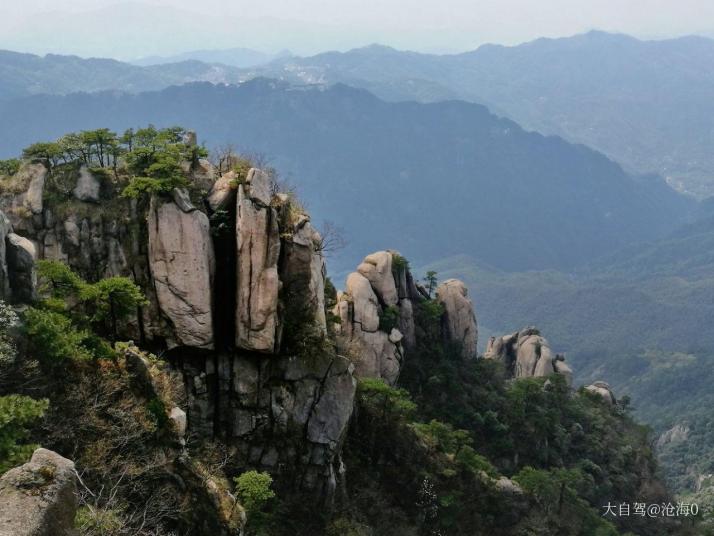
[244,31,714,197]
[0,80,693,275]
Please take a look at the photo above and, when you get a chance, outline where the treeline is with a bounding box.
[1,126,212,199]
[3,126,204,173]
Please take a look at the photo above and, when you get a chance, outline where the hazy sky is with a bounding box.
[2,0,714,58]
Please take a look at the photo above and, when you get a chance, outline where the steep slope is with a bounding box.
[0,80,693,273]
[248,32,714,196]
[421,217,714,501]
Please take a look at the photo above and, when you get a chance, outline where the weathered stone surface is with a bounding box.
[206,170,237,212]
[436,279,478,359]
[397,296,416,348]
[245,167,272,205]
[334,251,424,384]
[357,251,398,306]
[495,476,524,495]
[485,327,572,385]
[6,232,37,303]
[63,218,81,247]
[345,272,380,333]
[236,172,281,353]
[190,158,217,191]
[280,216,327,333]
[585,381,616,405]
[148,194,215,349]
[307,356,357,447]
[170,406,188,441]
[0,211,11,299]
[72,165,101,202]
[21,164,47,215]
[0,448,77,536]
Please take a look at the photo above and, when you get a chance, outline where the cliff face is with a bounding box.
[0,148,357,498]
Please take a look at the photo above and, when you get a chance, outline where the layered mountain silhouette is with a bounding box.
[0,79,693,273]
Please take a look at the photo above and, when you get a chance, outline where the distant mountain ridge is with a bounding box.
[0,79,693,274]
[0,49,245,100]
[245,31,714,197]
[3,32,714,195]
[132,47,291,68]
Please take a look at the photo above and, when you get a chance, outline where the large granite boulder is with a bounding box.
[236,168,281,353]
[148,191,215,349]
[485,327,572,386]
[585,381,616,405]
[206,170,238,212]
[72,165,101,202]
[357,251,398,306]
[6,232,37,303]
[436,279,478,359]
[0,448,78,536]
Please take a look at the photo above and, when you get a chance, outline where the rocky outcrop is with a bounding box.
[0,211,11,299]
[485,327,573,386]
[585,381,616,405]
[184,351,356,495]
[22,163,47,215]
[436,279,478,358]
[1,148,359,500]
[148,191,215,349]
[235,168,281,353]
[334,251,422,385]
[206,170,238,212]
[358,251,398,306]
[6,232,37,303]
[656,423,689,449]
[73,165,101,202]
[0,448,78,536]
[280,213,327,333]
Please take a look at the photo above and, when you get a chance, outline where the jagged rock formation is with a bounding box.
[485,327,573,385]
[235,168,281,353]
[334,251,423,384]
[0,448,78,536]
[148,191,215,349]
[585,381,616,405]
[334,254,482,384]
[280,212,327,333]
[6,232,37,303]
[436,278,478,358]
[206,169,237,212]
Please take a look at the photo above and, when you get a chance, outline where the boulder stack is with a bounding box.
[485,327,573,385]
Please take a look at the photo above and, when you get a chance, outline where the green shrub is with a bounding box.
[0,394,49,473]
[24,307,93,362]
[358,378,417,421]
[0,158,21,177]
[146,398,168,430]
[391,253,409,273]
[0,301,18,365]
[234,470,276,515]
[378,305,400,333]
